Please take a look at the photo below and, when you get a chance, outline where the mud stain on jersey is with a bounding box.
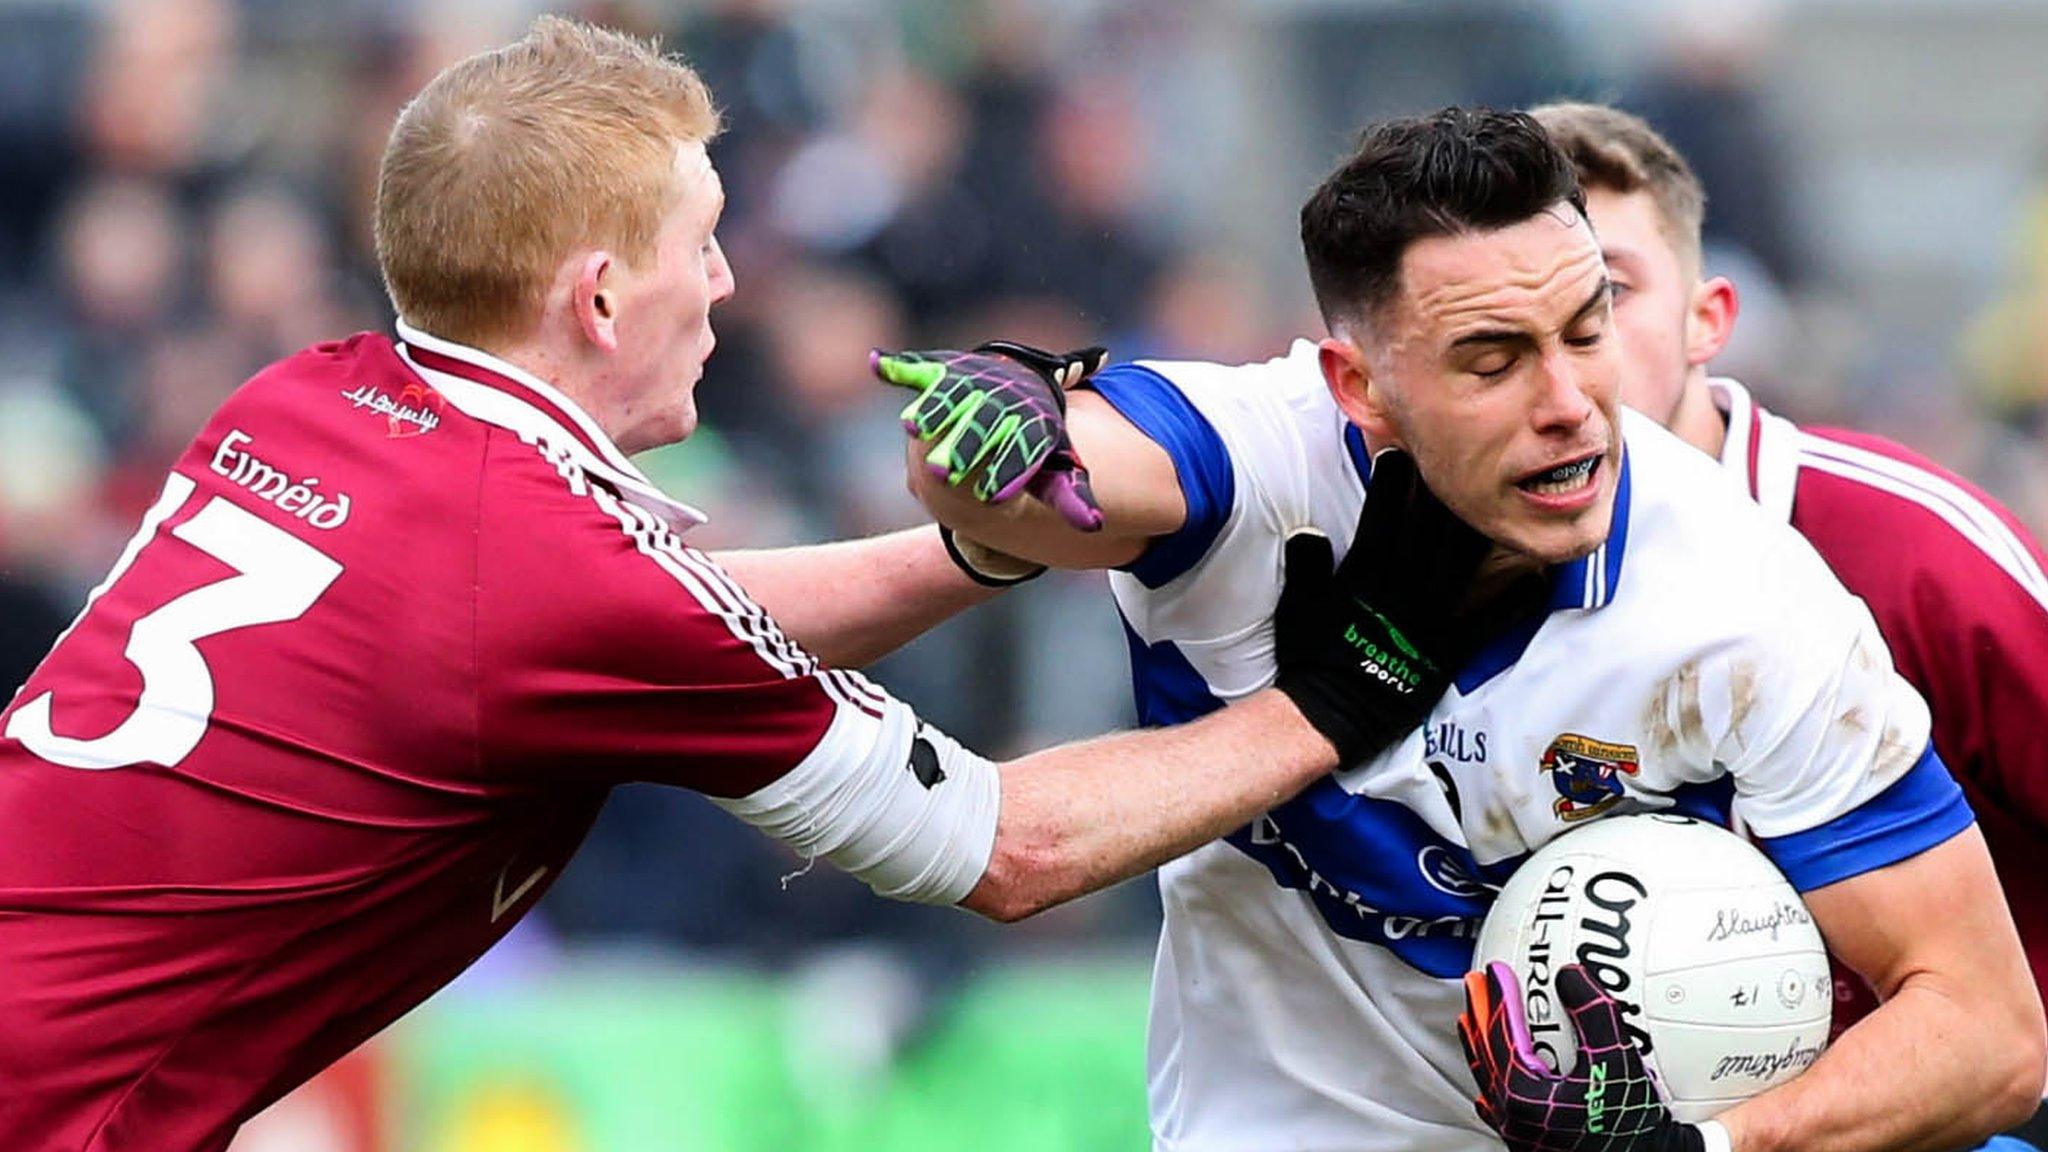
[1727,661,1761,753]
[1479,800,1518,847]
[1643,659,1705,759]
[1875,718,1921,779]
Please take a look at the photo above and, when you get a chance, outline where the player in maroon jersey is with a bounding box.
[0,19,1534,1152]
[1533,100,2048,1146]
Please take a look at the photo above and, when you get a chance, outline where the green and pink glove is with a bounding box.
[870,341,1109,532]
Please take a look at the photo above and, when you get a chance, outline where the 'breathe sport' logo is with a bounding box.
[1342,605,1434,694]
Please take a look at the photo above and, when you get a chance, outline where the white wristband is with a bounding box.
[1696,1119,1733,1152]
[713,696,1000,905]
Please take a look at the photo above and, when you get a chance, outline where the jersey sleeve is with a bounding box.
[477,517,871,798]
[1087,363,1238,588]
[1087,344,1332,589]
[474,455,998,903]
[1933,557,2048,832]
[1862,493,2048,837]
[1697,548,1973,892]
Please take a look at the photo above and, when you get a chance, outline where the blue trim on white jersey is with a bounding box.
[1228,780,1522,978]
[1454,449,1636,693]
[1121,618,1226,728]
[1758,745,1973,892]
[1665,775,1737,825]
[1089,365,1236,589]
[1547,445,1632,613]
[1454,613,1548,695]
[1121,604,1515,977]
[1344,422,1373,483]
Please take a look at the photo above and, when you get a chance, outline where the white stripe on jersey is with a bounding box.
[1794,433,2048,613]
[396,343,708,533]
[394,337,849,696]
[400,321,648,483]
[615,499,807,671]
[599,496,890,715]
[597,465,889,718]
[588,483,844,695]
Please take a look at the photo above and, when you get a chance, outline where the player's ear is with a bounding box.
[1319,334,1398,446]
[572,251,620,354]
[1684,274,1738,368]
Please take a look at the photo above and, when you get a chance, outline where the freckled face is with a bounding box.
[1583,187,1694,429]
[606,141,735,453]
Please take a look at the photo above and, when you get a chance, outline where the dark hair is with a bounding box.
[1300,107,1584,329]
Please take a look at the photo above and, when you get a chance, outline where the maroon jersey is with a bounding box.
[0,331,911,1150]
[1714,379,2048,1032]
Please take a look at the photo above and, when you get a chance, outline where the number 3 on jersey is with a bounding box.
[6,473,343,770]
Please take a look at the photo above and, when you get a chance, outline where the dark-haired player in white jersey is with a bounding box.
[1532,99,2048,1150]
[882,107,2045,1151]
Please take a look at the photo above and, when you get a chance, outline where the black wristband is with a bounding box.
[940,525,1046,588]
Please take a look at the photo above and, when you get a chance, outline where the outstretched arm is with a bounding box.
[712,526,995,668]
[714,453,1524,925]
[962,688,1328,920]
[964,453,1513,921]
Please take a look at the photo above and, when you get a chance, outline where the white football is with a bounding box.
[1472,813,1832,1122]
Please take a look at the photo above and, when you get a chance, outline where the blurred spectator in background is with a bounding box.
[49,177,185,451]
[789,68,997,329]
[1963,170,2048,550]
[1132,248,1285,365]
[0,3,93,287]
[1020,80,1170,340]
[1962,185,2048,440]
[677,0,832,244]
[79,0,243,187]
[1624,0,1805,286]
[202,185,364,372]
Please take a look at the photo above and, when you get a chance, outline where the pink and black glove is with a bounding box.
[1460,961,1709,1152]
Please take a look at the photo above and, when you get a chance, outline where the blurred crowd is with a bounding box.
[6,0,2048,1029]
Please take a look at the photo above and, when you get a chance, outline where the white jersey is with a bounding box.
[1088,341,1973,1152]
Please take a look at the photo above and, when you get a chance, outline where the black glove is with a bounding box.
[1461,962,1707,1152]
[1271,449,1532,765]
